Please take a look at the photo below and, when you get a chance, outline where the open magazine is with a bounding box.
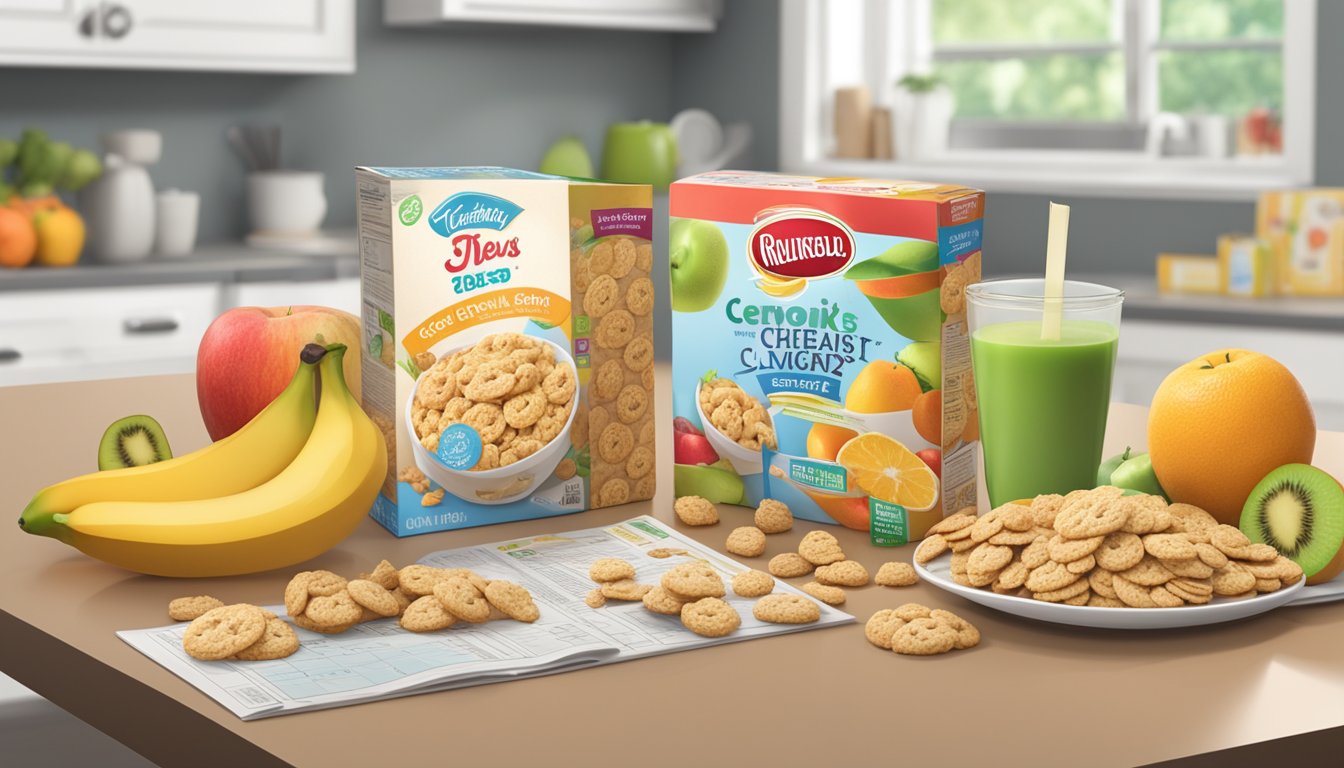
[119,515,854,719]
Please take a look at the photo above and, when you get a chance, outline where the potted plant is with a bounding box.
[893,74,955,161]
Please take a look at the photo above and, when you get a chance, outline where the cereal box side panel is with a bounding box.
[670,179,946,537]
[936,192,985,523]
[372,176,587,535]
[569,182,656,508]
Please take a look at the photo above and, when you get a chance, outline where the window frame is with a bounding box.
[778,0,1316,200]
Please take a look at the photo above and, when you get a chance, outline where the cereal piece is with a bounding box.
[1024,561,1079,594]
[1095,531,1145,572]
[1054,487,1129,539]
[542,365,576,405]
[615,385,649,424]
[400,595,459,632]
[1066,554,1096,575]
[483,580,541,622]
[680,598,741,638]
[1149,585,1185,608]
[584,589,606,609]
[1119,555,1174,586]
[596,478,631,507]
[754,498,794,534]
[997,560,1029,590]
[1165,578,1213,604]
[998,505,1034,532]
[169,595,225,622]
[1063,589,1093,606]
[625,276,655,316]
[801,581,846,605]
[1143,533,1198,561]
[864,609,908,649]
[930,609,981,649]
[624,336,654,372]
[768,552,814,578]
[421,488,445,507]
[968,544,1014,577]
[554,457,577,480]
[752,594,822,624]
[292,613,355,635]
[347,579,401,618]
[1089,569,1118,599]
[182,604,267,661]
[726,526,767,557]
[969,510,1005,544]
[598,422,634,464]
[306,570,348,597]
[798,530,846,565]
[988,528,1039,546]
[362,559,400,591]
[1166,503,1220,536]
[233,616,300,661]
[662,562,726,600]
[875,562,919,587]
[589,558,637,583]
[1029,494,1065,528]
[583,273,620,317]
[731,569,776,598]
[305,591,363,628]
[433,577,491,623]
[890,603,931,621]
[1243,556,1304,584]
[1112,574,1158,608]
[592,360,624,402]
[928,512,976,536]
[1162,558,1214,579]
[1032,577,1091,603]
[398,564,448,596]
[1194,542,1230,569]
[914,534,949,564]
[1087,594,1127,608]
[624,445,654,480]
[1020,535,1051,569]
[940,263,969,315]
[641,586,686,615]
[815,560,870,587]
[595,309,636,349]
[600,579,652,601]
[891,617,957,656]
[1255,577,1283,593]
[1047,533,1105,564]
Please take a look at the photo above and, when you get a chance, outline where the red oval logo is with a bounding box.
[747,209,856,280]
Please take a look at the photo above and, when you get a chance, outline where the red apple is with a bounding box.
[197,306,362,440]
[916,448,942,479]
[674,431,719,466]
[673,416,703,436]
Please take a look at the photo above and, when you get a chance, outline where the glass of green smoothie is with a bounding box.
[967,279,1124,507]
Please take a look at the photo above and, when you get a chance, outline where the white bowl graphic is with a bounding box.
[405,337,578,506]
[695,381,769,476]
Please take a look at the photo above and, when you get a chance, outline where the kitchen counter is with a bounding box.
[0,240,359,292]
[3,367,1344,767]
[1076,273,1344,332]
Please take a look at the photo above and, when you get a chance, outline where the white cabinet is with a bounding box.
[0,0,354,73]
[1114,320,1344,432]
[385,0,722,32]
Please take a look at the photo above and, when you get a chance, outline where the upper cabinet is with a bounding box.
[385,0,721,32]
[0,0,355,74]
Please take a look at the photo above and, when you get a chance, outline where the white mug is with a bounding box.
[155,189,199,258]
[247,170,326,235]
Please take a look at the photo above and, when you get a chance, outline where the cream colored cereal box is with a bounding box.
[356,167,655,535]
[669,172,983,544]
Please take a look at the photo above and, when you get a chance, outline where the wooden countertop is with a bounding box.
[2,367,1343,768]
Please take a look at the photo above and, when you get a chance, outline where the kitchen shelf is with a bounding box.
[384,0,722,32]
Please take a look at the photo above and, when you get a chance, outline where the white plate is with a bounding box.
[914,556,1306,630]
[1287,577,1344,607]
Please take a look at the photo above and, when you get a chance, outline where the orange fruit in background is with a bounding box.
[0,207,37,268]
[1148,349,1316,525]
[835,433,939,512]
[33,206,85,267]
[807,422,857,462]
[844,361,921,413]
[912,389,941,445]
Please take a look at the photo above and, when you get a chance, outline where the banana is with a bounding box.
[29,344,387,578]
[19,348,321,536]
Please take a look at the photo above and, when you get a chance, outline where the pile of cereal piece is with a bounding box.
[697,378,777,450]
[918,488,1304,607]
[865,603,980,656]
[586,557,651,607]
[722,498,795,555]
[410,333,575,472]
[177,601,299,662]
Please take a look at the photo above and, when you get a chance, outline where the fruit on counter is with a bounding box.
[32,205,85,267]
[844,240,944,342]
[834,432,938,513]
[22,345,387,578]
[1148,349,1316,525]
[197,305,361,440]
[1097,446,1133,487]
[896,341,941,392]
[674,428,719,467]
[669,218,729,312]
[4,129,102,196]
[916,448,942,479]
[1240,464,1344,586]
[1108,452,1169,501]
[845,360,921,414]
[0,206,37,268]
[912,389,941,446]
[20,350,320,534]
[673,460,745,505]
[538,135,594,179]
[98,415,172,470]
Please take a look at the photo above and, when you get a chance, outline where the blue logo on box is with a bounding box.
[436,423,483,470]
[427,192,524,238]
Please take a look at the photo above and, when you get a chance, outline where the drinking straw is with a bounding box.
[1042,202,1070,341]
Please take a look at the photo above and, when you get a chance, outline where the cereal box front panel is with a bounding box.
[669,172,983,544]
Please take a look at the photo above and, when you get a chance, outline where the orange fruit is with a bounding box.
[1149,349,1316,525]
[802,488,872,530]
[807,422,857,462]
[844,361,921,413]
[33,206,85,267]
[835,433,939,512]
[912,389,941,445]
[0,207,37,268]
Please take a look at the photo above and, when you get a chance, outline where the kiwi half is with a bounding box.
[98,415,172,470]
[1240,464,1344,585]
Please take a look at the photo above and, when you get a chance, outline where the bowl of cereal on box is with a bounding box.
[405,333,579,505]
[695,377,777,475]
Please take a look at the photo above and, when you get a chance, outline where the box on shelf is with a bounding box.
[1257,189,1344,296]
[1217,235,1274,297]
[669,172,984,545]
[1156,253,1222,295]
[355,166,655,536]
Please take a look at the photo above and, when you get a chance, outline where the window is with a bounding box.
[779,0,1316,199]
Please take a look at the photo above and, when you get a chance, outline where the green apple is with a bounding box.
[539,135,594,179]
[1111,452,1169,500]
[674,461,744,505]
[670,218,730,313]
[896,341,941,392]
[1097,446,1132,487]
[844,240,940,279]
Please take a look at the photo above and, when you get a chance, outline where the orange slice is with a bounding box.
[835,433,939,512]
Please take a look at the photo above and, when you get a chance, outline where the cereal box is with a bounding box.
[669,172,983,544]
[356,167,656,536]
[1257,189,1344,296]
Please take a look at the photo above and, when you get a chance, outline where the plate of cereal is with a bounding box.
[911,489,1308,630]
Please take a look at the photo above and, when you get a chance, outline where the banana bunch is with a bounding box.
[19,343,387,578]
